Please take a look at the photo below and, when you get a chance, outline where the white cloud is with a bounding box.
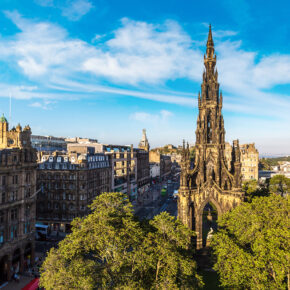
[1,12,290,122]
[29,100,54,110]
[61,0,93,21]
[35,0,93,21]
[83,18,203,84]
[130,110,173,123]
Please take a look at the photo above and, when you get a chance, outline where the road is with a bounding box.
[135,180,179,220]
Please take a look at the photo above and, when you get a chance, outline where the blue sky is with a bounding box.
[0,0,289,155]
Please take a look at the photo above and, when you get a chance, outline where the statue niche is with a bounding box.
[206,160,215,182]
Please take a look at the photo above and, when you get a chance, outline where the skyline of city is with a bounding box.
[0,0,289,155]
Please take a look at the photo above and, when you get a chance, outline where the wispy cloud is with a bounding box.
[29,100,55,110]
[1,11,290,123]
[61,0,93,21]
[35,0,93,21]
[130,110,173,123]
[83,18,203,84]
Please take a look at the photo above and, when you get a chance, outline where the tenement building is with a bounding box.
[0,116,37,283]
[240,144,259,180]
[178,26,244,249]
[149,151,172,181]
[137,130,150,198]
[224,143,259,181]
[94,144,138,201]
[36,148,111,233]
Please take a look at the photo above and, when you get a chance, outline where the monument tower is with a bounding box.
[178,25,244,249]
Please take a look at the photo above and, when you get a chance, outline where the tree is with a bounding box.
[211,194,290,290]
[40,192,203,289]
[269,175,290,196]
[242,179,270,202]
[139,212,203,289]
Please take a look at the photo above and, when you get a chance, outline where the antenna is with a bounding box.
[9,91,12,125]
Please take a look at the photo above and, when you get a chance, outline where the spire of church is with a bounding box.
[206,24,214,51]
[138,129,150,151]
[203,24,217,85]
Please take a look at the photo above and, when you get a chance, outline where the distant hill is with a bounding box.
[259,156,290,170]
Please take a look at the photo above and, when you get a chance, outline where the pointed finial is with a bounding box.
[207,24,214,48]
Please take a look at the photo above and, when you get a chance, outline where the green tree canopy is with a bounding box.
[269,174,290,196]
[242,179,270,202]
[211,194,290,289]
[40,192,202,289]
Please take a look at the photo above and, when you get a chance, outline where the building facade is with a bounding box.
[94,144,138,200]
[31,135,66,152]
[240,144,259,180]
[137,130,150,198]
[225,143,259,181]
[178,26,244,249]
[0,116,37,283]
[36,150,111,232]
[149,151,172,181]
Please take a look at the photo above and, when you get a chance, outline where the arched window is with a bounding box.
[207,114,212,143]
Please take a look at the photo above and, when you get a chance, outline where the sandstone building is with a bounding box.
[36,149,111,233]
[94,144,138,200]
[240,144,259,181]
[137,130,150,198]
[178,26,244,249]
[0,116,37,283]
[149,150,172,181]
[224,142,259,181]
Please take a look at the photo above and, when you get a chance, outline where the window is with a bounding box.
[2,176,6,186]
[11,208,18,220]
[25,187,31,198]
[24,222,30,234]
[10,191,17,201]
[0,211,4,223]
[12,175,18,184]
[1,192,5,203]
[0,231,4,244]
[26,173,31,183]
[10,225,17,240]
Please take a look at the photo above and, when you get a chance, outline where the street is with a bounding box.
[135,178,179,220]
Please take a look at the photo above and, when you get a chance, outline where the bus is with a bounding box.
[35,224,49,240]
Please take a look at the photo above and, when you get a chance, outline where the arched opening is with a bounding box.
[0,255,9,283]
[202,202,218,247]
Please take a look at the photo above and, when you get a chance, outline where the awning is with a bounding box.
[22,278,39,290]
